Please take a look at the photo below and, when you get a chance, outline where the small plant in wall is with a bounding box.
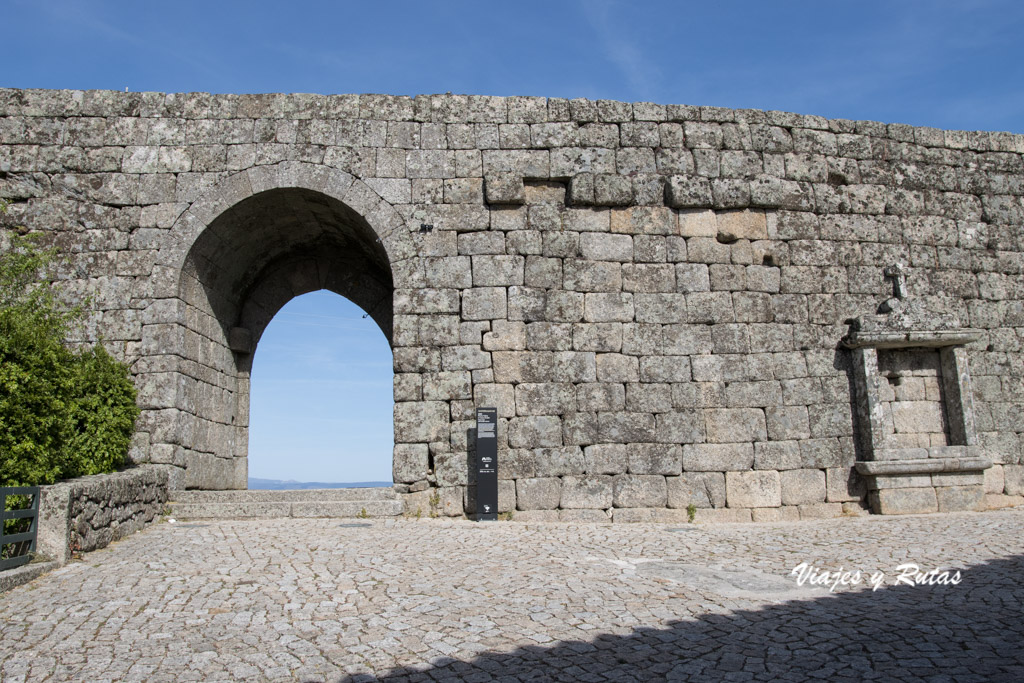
[357,507,369,519]
[687,504,697,524]
[428,490,441,518]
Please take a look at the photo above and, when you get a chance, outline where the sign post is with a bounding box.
[475,407,498,521]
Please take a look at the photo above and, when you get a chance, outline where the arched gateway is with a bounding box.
[138,162,414,490]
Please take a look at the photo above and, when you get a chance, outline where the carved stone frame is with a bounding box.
[846,337,979,463]
[842,265,990,515]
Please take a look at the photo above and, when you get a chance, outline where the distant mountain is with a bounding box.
[248,477,392,490]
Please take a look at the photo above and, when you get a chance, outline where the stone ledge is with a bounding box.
[855,457,992,476]
[0,560,58,594]
[873,446,983,461]
[842,329,980,349]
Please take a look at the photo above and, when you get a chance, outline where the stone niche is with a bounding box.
[843,264,990,515]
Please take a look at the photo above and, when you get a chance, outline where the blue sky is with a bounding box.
[248,293,393,483]
[6,0,1023,482]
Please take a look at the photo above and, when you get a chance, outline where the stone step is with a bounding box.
[171,487,399,503]
[167,499,403,519]
[167,488,403,519]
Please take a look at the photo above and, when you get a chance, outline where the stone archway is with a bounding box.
[137,162,415,489]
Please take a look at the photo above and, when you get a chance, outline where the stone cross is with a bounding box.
[884,263,908,300]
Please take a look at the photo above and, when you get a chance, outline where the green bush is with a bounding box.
[0,208,139,487]
[61,345,140,478]
[0,305,73,486]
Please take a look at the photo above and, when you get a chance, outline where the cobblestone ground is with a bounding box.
[2,509,1023,682]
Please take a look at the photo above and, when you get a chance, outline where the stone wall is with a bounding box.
[37,466,169,565]
[1,89,1022,521]
[876,348,950,448]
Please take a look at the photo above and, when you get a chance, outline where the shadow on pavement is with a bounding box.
[338,553,1024,682]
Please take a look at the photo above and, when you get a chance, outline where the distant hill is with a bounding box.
[248,477,392,490]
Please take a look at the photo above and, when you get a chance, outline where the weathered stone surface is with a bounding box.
[667,472,726,509]
[558,508,611,522]
[532,447,585,476]
[577,383,625,412]
[514,382,575,416]
[766,406,811,441]
[584,444,628,475]
[936,485,984,512]
[627,443,682,475]
[579,233,633,262]
[726,470,782,508]
[508,416,562,448]
[421,371,472,400]
[666,175,712,208]
[611,507,689,523]
[613,474,667,508]
[716,209,767,241]
[678,209,717,237]
[705,408,767,443]
[751,506,801,522]
[485,173,525,203]
[1001,465,1024,495]
[983,464,1005,494]
[394,402,449,443]
[599,411,656,443]
[683,443,754,471]
[890,401,946,435]
[693,507,753,523]
[870,487,939,515]
[798,502,844,520]
[474,382,516,418]
[826,467,866,502]
[779,469,826,506]
[393,443,429,483]
[515,477,561,510]
[462,287,508,320]
[560,475,613,509]
[656,410,705,444]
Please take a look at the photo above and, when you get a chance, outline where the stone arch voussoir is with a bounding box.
[148,161,414,326]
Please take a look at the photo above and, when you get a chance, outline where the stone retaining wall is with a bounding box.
[1,89,1022,521]
[37,465,169,565]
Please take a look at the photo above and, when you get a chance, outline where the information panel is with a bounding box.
[475,407,498,521]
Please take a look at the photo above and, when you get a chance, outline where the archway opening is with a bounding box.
[247,290,394,487]
[174,186,394,489]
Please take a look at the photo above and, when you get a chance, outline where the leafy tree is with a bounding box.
[0,202,139,486]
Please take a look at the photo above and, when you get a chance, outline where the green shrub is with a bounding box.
[61,345,140,479]
[0,208,139,487]
[0,305,73,486]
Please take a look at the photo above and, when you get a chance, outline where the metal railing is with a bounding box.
[1,486,39,571]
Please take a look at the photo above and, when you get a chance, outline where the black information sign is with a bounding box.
[476,407,498,521]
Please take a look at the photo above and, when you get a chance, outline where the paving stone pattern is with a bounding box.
[1,90,1023,518]
[2,509,1023,681]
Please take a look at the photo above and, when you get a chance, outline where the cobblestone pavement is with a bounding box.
[2,509,1023,682]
